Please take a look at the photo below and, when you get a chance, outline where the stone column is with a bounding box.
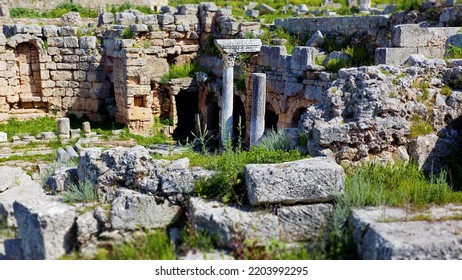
[221,53,237,144]
[58,117,70,139]
[250,73,266,147]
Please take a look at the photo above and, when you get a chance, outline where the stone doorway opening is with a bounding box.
[233,96,246,140]
[291,107,306,127]
[265,103,278,131]
[173,90,199,141]
[15,42,45,110]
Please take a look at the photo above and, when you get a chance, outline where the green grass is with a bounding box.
[11,3,98,18]
[120,27,134,39]
[259,27,301,54]
[170,147,305,204]
[344,162,462,209]
[409,115,433,139]
[0,116,57,140]
[63,229,175,260]
[160,63,203,84]
[343,45,373,67]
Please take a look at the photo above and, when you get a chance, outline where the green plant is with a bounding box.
[259,27,301,54]
[255,130,293,152]
[321,37,342,53]
[235,74,247,92]
[0,116,57,140]
[343,45,373,67]
[61,180,99,204]
[397,0,423,12]
[326,58,351,72]
[315,55,326,66]
[446,44,462,59]
[441,85,452,97]
[409,115,433,138]
[121,27,134,39]
[160,63,202,84]
[180,222,216,253]
[143,41,152,48]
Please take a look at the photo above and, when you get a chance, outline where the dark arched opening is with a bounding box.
[173,90,199,141]
[291,107,306,127]
[233,96,246,140]
[265,103,278,132]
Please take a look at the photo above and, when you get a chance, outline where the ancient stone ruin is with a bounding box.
[1,1,462,260]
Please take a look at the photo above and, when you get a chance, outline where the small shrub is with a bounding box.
[61,180,99,204]
[315,55,326,66]
[446,44,462,59]
[235,74,247,92]
[255,130,293,152]
[160,63,202,85]
[343,45,373,67]
[321,37,342,53]
[397,0,424,12]
[121,27,134,39]
[441,85,452,97]
[143,41,152,48]
[326,58,351,72]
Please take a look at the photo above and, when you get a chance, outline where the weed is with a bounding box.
[315,55,326,66]
[326,58,351,72]
[381,69,392,75]
[343,45,373,67]
[441,85,452,97]
[61,180,99,204]
[180,222,216,253]
[160,63,206,85]
[321,37,342,53]
[235,74,247,92]
[121,27,134,39]
[143,41,152,49]
[409,115,433,139]
[259,27,301,54]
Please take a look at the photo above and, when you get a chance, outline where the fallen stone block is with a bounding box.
[245,157,344,205]
[189,198,279,249]
[13,199,76,260]
[393,25,459,48]
[374,47,418,66]
[278,204,333,242]
[350,206,462,259]
[111,190,181,230]
[0,167,45,227]
[45,167,78,193]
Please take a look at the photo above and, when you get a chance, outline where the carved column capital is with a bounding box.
[223,52,238,68]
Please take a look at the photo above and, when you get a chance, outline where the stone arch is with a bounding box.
[7,34,45,53]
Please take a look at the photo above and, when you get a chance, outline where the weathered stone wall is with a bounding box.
[0,23,112,122]
[274,15,390,46]
[0,0,168,11]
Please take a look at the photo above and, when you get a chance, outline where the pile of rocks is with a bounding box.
[0,145,345,259]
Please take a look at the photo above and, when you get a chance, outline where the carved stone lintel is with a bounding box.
[223,52,238,68]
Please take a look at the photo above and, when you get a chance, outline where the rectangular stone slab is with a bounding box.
[245,157,345,206]
[214,39,262,53]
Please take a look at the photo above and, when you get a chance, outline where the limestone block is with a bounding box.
[312,122,350,145]
[47,37,63,48]
[50,71,73,81]
[278,204,333,242]
[79,36,96,49]
[40,132,56,140]
[58,27,77,37]
[13,199,76,260]
[393,25,460,48]
[245,157,345,205]
[126,107,151,121]
[181,44,200,53]
[174,15,199,25]
[283,82,304,97]
[178,4,198,15]
[63,37,78,48]
[290,47,317,70]
[137,14,158,25]
[129,24,149,33]
[82,121,91,134]
[98,13,114,25]
[189,198,279,248]
[350,206,462,259]
[110,189,181,230]
[76,210,98,246]
[45,167,78,193]
[115,12,136,25]
[158,14,174,25]
[374,47,418,66]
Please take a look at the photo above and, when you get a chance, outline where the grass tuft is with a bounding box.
[61,180,99,204]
